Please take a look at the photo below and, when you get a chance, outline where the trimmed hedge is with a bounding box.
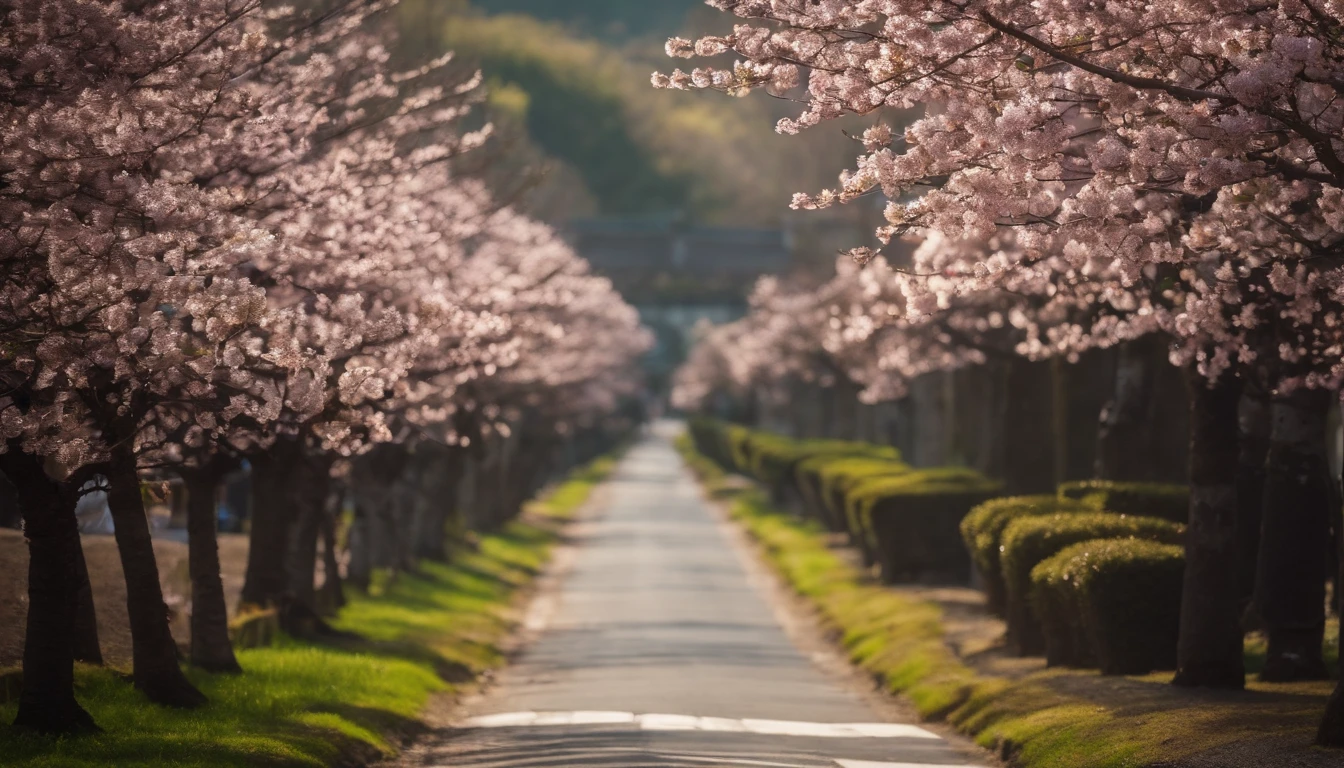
[1032,538,1185,674]
[725,423,755,474]
[1000,512,1184,656]
[1058,479,1189,524]
[687,417,735,469]
[744,432,899,502]
[849,468,1002,584]
[960,495,1092,617]
[817,456,912,537]
[794,454,842,523]
[1030,541,1098,668]
[683,419,992,586]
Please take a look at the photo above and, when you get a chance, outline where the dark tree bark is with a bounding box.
[1236,385,1271,620]
[0,451,98,734]
[1257,387,1333,682]
[1173,369,1246,689]
[240,441,300,608]
[1001,358,1056,494]
[104,444,207,708]
[316,489,345,615]
[70,534,102,665]
[1321,678,1344,746]
[286,455,330,612]
[1096,336,1160,480]
[346,506,372,593]
[409,447,462,562]
[1322,448,1344,745]
[181,463,241,674]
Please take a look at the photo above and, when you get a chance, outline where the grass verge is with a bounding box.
[0,454,618,768]
[676,433,1339,768]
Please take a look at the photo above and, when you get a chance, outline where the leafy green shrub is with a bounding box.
[848,468,1002,584]
[686,417,747,474]
[794,454,840,523]
[1033,539,1185,674]
[687,417,727,465]
[816,456,911,539]
[1000,513,1184,656]
[745,433,899,504]
[1030,541,1100,668]
[725,424,754,474]
[960,495,1093,616]
[1058,479,1189,524]
[229,607,280,650]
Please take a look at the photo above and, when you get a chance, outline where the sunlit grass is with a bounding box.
[675,433,1338,768]
[0,453,618,767]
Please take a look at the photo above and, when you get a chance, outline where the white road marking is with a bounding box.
[834,761,985,768]
[638,713,701,731]
[840,723,944,739]
[666,756,817,767]
[695,715,750,732]
[462,711,944,740]
[530,711,576,726]
[743,719,863,738]
[569,710,637,725]
[461,711,538,728]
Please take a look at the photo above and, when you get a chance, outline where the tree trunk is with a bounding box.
[0,451,98,734]
[71,532,102,665]
[286,456,330,612]
[1173,369,1245,689]
[1236,386,1271,621]
[1096,336,1159,481]
[346,506,372,593]
[240,442,299,608]
[317,489,345,615]
[1001,359,1056,494]
[1320,677,1344,746]
[182,465,241,674]
[1257,387,1333,682]
[105,445,207,707]
[1321,429,1344,745]
[412,449,461,562]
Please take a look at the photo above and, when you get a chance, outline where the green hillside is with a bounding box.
[470,0,701,39]
[392,1,878,228]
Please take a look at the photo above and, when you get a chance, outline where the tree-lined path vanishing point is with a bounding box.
[406,422,986,768]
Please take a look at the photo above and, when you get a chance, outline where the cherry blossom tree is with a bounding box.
[0,0,650,735]
[660,0,1344,738]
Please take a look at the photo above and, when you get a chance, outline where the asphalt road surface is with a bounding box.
[412,423,985,768]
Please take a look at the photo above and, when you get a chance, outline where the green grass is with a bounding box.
[675,432,1340,768]
[0,453,618,768]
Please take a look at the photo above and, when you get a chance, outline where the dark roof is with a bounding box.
[565,216,791,279]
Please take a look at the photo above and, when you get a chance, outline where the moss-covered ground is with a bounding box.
[676,434,1341,768]
[0,455,616,768]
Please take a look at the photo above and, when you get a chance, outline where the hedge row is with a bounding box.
[689,419,1193,676]
[1032,538,1186,674]
[1057,479,1189,522]
[688,418,998,584]
[961,480,1190,674]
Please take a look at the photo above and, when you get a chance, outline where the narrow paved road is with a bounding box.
[413,423,984,767]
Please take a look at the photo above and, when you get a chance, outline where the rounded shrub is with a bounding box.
[687,417,729,466]
[816,456,911,538]
[746,434,900,503]
[1057,479,1189,524]
[960,495,1092,617]
[724,423,754,474]
[794,450,904,528]
[1030,541,1102,668]
[1000,512,1184,656]
[848,468,1002,584]
[1033,538,1186,675]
